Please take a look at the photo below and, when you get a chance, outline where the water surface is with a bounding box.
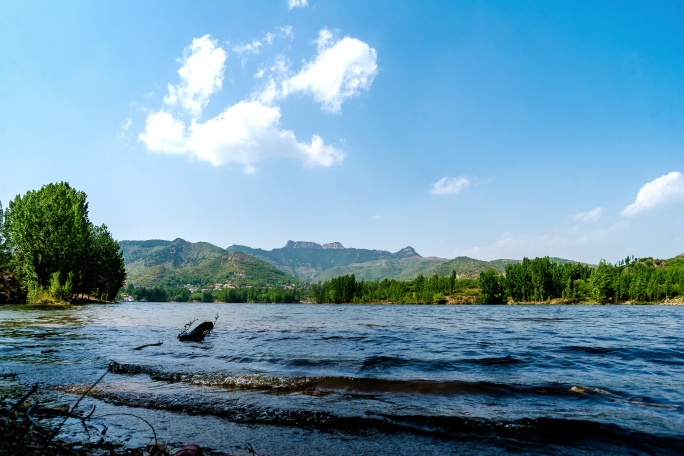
[1,303,682,454]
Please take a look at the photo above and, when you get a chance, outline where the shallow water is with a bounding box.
[1,303,683,454]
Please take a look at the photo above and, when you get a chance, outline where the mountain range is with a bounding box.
[119,238,585,288]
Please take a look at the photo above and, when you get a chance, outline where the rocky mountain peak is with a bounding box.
[285,240,323,249]
[322,242,345,249]
[395,246,420,258]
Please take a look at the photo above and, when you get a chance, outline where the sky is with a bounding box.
[1,0,683,264]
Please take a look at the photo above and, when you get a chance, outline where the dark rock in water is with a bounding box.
[178,321,214,342]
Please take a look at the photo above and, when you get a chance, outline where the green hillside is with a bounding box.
[121,239,298,288]
[120,238,225,275]
[433,256,506,278]
[226,242,447,282]
[121,238,592,288]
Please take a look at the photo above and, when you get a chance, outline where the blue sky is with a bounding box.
[1,0,683,264]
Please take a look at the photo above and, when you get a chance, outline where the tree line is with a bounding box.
[307,256,684,304]
[479,256,684,304]
[0,183,126,304]
[309,272,479,304]
[121,284,301,304]
[119,254,684,305]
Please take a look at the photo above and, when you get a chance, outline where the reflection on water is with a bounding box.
[1,303,683,455]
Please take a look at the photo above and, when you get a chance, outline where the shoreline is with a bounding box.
[4,297,684,306]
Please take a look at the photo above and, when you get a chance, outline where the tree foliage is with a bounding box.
[0,201,8,269]
[479,269,507,304]
[502,256,684,303]
[308,255,684,305]
[121,284,301,303]
[310,272,478,304]
[2,182,126,302]
[505,257,593,302]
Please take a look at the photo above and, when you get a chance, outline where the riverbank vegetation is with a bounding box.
[0,183,126,304]
[115,254,684,305]
[305,255,684,304]
[120,284,302,303]
[309,271,479,304]
[3,184,683,306]
[481,255,684,304]
[310,255,684,304]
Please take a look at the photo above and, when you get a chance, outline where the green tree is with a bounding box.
[4,183,90,290]
[84,224,126,301]
[0,201,9,269]
[479,269,506,304]
[591,260,615,303]
[3,182,125,302]
[530,257,553,301]
[432,292,447,304]
[505,259,531,301]
[629,273,647,301]
[448,270,456,293]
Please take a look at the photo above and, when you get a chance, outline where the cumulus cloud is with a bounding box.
[621,172,684,216]
[138,28,376,172]
[140,101,344,171]
[139,111,188,154]
[430,176,470,195]
[279,29,378,112]
[163,35,226,118]
[573,207,604,222]
[288,0,308,9]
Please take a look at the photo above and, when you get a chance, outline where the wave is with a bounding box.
[54,381,684,455]
[106,361,683,412]
[560,345,684,365]
[214,353,530,372]
[107,362,571,398]
[108,361,319,392]
[360,354,528,372]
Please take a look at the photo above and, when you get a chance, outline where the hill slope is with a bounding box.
[120,239,297,288]
[121,238,592,286]
[226,241,450,282]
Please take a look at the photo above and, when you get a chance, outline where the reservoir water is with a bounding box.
[1,303,683,455]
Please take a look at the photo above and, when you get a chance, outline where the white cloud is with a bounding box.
[288,0,308,9]
[164,35,226,118]
[139,111,188,155]
[233,28,292,64]
[139,29,377,171]
[430,176,470,195]
[140,101,344,172]
[278,26,294,40]
[118,117,133,139]
[573,207,604,222]
[233,40,263,56]
[317,28,334,52]
[280,29,378,113]
[621,172,684,217]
